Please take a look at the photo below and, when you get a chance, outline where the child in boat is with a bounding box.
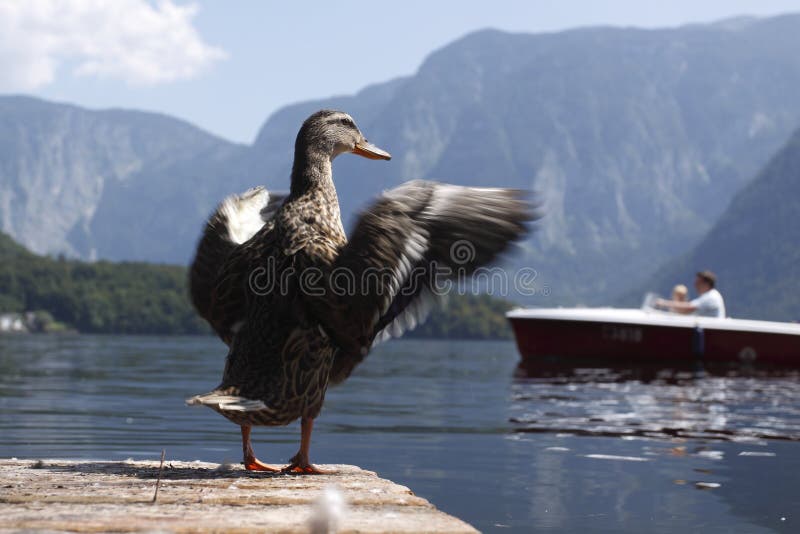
[672,284,688,303]
[669,284,688,312]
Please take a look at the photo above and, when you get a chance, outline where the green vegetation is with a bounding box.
[0,232,207,334]
[410,293,514,340]
[27,310,71,333]
[0,232,514,338]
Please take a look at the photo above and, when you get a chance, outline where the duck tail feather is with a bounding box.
[185,391,268,412]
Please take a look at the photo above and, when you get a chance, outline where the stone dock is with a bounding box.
[0,459,477,533]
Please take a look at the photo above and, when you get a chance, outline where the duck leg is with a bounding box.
[282,417,327,474]
[241,425,279,472]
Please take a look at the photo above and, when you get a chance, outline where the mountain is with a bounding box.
[0,96,248,262]
[4,14,800,303]
[631,128,800,321]
[249,14,800,302]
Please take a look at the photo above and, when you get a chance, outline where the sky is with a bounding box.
[1,0,798,144]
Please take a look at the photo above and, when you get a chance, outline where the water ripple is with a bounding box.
[510,364,800,442]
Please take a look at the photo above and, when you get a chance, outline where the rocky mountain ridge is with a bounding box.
[3,14,800,303]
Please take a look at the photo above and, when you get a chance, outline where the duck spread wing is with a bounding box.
[189,187,286,344]
[312,180,533,383]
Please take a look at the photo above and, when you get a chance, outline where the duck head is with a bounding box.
[295,110,391,162]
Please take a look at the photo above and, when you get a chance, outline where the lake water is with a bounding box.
[1,335,798,532]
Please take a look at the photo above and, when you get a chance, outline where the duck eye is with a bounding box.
[339,118,353,127]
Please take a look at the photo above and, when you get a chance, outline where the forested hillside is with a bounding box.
[0,232,514,337]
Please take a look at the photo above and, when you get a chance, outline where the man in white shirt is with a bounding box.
[656,270,726,318]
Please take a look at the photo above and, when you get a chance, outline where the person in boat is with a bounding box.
[656,270,726,318]
[672,284,688,302]
[669,284,688,312]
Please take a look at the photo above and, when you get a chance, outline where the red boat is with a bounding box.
[507,308,800,366]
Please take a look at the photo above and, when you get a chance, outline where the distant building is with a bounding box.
[0,313,28,333]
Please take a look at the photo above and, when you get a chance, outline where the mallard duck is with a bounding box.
[187,110,531,473]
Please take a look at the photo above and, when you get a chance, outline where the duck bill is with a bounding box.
[352,141,391,160]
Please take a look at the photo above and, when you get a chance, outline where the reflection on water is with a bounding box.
[512,362,800,442]
[1,336,798,533]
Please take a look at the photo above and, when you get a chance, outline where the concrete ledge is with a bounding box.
[0,459,477,533]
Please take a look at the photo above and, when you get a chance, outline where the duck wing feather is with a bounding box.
[189,187,286,344]
[312,180,534,383]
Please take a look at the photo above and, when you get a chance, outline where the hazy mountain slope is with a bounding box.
[0,96,247,262]
[632,128,800,321]
[249,14,800,302]
[3,15,800,303]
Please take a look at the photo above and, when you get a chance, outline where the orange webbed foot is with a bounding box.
[244,457,280,472]
[281,452,330,475]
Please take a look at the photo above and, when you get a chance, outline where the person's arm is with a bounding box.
[654,298,697,314]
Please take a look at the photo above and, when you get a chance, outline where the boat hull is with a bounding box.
[508,310,800,366]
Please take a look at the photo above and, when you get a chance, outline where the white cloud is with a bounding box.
[0,0,226,91]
